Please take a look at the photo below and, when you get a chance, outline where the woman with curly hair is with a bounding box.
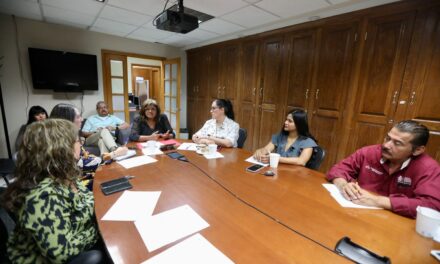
[2,119,100,263]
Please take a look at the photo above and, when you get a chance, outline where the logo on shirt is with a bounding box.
[365,165,383,175]
[397,175,412,187]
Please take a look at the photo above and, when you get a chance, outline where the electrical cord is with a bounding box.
[185,158,335,253]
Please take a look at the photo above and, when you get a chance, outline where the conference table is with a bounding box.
[93,144,440,263]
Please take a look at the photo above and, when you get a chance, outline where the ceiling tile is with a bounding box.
[90,26,127,37]
[185,28,220,41]
[128,26,173,41]
[328,0,352,4]
[255,0,330,18]
[100,5,153,26]
[160,34,201,47]
[93,18,138,35]
[107,0,166,17]
[43,5,96,26]
[41,0,103,16]
[0,0,42,20]
[199,18,245,35]
[221,5,279,28]
[184,0,248,17]
[45,17,88,29]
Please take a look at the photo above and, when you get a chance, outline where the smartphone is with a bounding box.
[246,164,264,173]
[432,250,440,261]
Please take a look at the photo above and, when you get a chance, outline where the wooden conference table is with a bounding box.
[94,145,439,263]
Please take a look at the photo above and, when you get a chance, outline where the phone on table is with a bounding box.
[432,250,440,261]
[246,164,264,173]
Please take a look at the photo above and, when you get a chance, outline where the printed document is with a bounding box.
[102,191,161,221]
[117,155,157,169]
[322,184,382,209]
[245,156,269,167]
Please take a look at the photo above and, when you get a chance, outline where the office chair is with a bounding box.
[0,159,15,186]
[237,128,247,149]
[306,146,325,170]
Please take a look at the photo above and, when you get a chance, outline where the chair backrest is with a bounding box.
[306,146,325,170]
[1,187,16,263]
[237,128,247,149]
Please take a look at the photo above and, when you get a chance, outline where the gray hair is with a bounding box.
[394,120,429,148]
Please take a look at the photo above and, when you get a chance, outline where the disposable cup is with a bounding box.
[269,153,280,168]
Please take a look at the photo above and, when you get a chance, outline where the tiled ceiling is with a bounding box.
[0,0,399,49]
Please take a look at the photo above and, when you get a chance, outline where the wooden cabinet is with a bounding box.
[347,11,416,155]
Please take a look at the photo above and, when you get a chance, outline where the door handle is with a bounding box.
[315,89,320,100]
[391,91,398,104]
[409,91,416,105]
[305,89,309,100]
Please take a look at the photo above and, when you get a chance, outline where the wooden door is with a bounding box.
[347,12,416,155]
[310,22,359,172]
[222,45,240,101]
[285,29,318,112]
[163,58,181,138]
[400,7,440,162]
[255,36,287,148]
[208,49,220,100]
[237,41,260,150]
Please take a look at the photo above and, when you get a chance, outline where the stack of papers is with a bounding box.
[204,152,224,160]
[102,191,161,221]
[117,155,157,169]
[142,148,164,156]
[177,142,198,151]
[113,150,137,161]
[245,156,269,167]
[322,184,382,209]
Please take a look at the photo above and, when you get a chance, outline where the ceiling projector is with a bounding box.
[154,0,198,34]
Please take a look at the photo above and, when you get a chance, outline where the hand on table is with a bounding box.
[253,148,269,164]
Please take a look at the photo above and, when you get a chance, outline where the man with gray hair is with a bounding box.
[327,120,440,218]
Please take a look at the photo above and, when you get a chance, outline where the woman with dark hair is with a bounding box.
[130,99,174,142]
[192,99,239,148]
[254,109,317,166]
[15,105,48,150]
[2,119,100,263]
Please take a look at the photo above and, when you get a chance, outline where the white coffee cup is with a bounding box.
[208,144,217,155]
[416,206,440,240]
[269,153,281,168]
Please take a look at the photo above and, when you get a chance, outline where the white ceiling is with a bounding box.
[0,0,399,49]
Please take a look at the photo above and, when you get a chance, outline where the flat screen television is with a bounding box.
[28,47,98,92]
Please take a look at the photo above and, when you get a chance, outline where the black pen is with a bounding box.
[124,175,136,180]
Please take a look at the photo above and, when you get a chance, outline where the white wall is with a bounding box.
[0,14,187,158]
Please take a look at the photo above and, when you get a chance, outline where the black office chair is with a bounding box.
[306,146,325,170]
[0,159,15,186]
[237,128,247,149]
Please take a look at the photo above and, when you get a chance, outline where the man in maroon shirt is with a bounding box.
[327,120,440,218]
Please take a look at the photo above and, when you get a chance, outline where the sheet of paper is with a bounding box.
[322,184,382,209]
[135,205,210,252]
[113,150,137,161]
[102,191,161,221]
[142,148,164,156]
[245,156,269,167]
[117,155,157,169]
[177,142,198,151]
[204,152,224,160]
[138,141,164,148]
[141,234,234,264]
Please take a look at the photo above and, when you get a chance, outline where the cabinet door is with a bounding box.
[208,49,220,100]
[222,45,240,101]
[187,52,197,98]
[255,36,287,148]
[285,29,318,112]
[401,7,440,161]
[310,21,359,172]
[197,50,209,100]
[237,41,260,150]
[347,12,416,155]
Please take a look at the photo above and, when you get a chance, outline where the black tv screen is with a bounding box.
[28,47,98,92]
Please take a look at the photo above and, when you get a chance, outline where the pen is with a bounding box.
[124,175,136,180]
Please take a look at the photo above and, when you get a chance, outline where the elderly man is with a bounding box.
[327,120,440,218]
[82,101,130,159]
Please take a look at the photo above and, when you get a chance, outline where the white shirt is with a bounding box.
[195,117,239,148]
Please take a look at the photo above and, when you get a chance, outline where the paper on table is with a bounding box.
[134,205,210,252]
[138,141,164,148]
[203,152,224,160]
[245,156,269,167]
[141,234,234,264]
[177,142,198,151]
[102,191,161,221]
[113,150,137,161]
[142,148,164,156]
[322,184,382,209]
[117,155,157,169]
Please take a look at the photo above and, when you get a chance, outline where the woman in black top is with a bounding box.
[15,105,48,150]
[129,99,174,142]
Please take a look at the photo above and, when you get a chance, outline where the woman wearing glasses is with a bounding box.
[253,109,317,166]
[130,99,175,142]
[192,99,239,148]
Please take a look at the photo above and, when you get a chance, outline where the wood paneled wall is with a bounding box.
[187,0,440,172]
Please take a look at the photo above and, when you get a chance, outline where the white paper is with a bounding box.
[135,205,210,252]
[245,156,269,167]
[177,142,198,151]
[117,155,157,169]
[141,234,234,264]
[322,184,382,209]
[113,150,137,161]
[203,152,224,160]
[142,148,164,156]
[138,142,164,148]
[102,191,161,221]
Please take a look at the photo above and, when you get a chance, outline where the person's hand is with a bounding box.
[150,131,160,141]
[340,182,362,201]
[161,130,171,139]
[254,148,269,164]
[351,189,380,207]
[199,138,214,145]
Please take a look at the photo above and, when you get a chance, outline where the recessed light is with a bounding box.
[96,0,105,3]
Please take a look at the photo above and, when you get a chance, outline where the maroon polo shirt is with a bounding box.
[327,144,440,218]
